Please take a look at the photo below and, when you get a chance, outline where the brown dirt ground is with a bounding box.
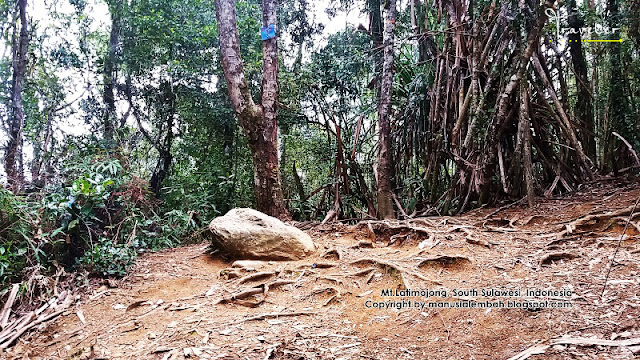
[4,180,640,360]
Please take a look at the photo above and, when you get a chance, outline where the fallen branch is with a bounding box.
[0,291,73,349]
[0,284,20,329]
[0,309,67,349]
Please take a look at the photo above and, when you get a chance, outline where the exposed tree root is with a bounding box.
[357,221,432,245]
[219,268,243,280]
[545,205,640,239]
[216,288,264,305]
[349,257,441,285]
[350,240,373,249]
[482,198,526,219]
[388,233,410,246]
[465,237,491,248]
[237,271,276,284]
[231,311,316,325]
[460,228,492,247]
[216,279,296,305]
[321,248,342,260]
[417,255,471,268]
[334,267,377,278]
[317,276,345,286]
[540,252,580,266]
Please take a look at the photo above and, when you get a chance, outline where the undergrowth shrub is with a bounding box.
[0,151,208,295]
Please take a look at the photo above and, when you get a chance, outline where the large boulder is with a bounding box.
[208,208,316,260]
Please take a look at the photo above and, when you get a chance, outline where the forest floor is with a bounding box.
[6,179,640,360]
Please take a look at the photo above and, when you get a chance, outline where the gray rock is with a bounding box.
[208,208,316,260]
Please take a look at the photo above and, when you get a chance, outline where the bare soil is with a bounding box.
[6,180,640,360]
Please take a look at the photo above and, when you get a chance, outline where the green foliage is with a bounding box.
[0,189,31,282]
[78,238,136,277]
[0,150,206,291]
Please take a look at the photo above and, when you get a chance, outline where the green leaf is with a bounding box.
[68,219,79,230]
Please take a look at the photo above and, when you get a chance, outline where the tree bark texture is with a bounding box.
[477,0,555,203]
[5,0,28,192]
[215,0,290,220]
[103,0,122,143]
[567,0,595,161]
[376,0,396,220]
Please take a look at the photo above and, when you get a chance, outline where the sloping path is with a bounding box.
[8,181,640,360]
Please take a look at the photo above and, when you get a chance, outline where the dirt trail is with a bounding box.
[6,181,640,360]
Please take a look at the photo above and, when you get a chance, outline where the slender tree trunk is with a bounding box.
[103,0,122,143]
[532,53,594,180]
[477,0,554,204]
[149,82,175,196]
[376,0,396,219]
[369,0,383,76]
[519,84,535,207]
[31,110,53,187]
[606,0,626,172]
[567,0,595,161]
[5,0,28,192]
[215,0,290,220]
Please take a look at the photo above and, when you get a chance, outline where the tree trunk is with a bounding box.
[5,0,28,192]
[215,0,290,220]
[369,0,383,76]
[149,82,175,196]
[477,0,554,204]
[376,0,396,220]
[519,84,535,207]
[606,0,626,172]
[567,0,595,161]
[532,53,594,180]
[31,110,53,187]
[103,0,122,143]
